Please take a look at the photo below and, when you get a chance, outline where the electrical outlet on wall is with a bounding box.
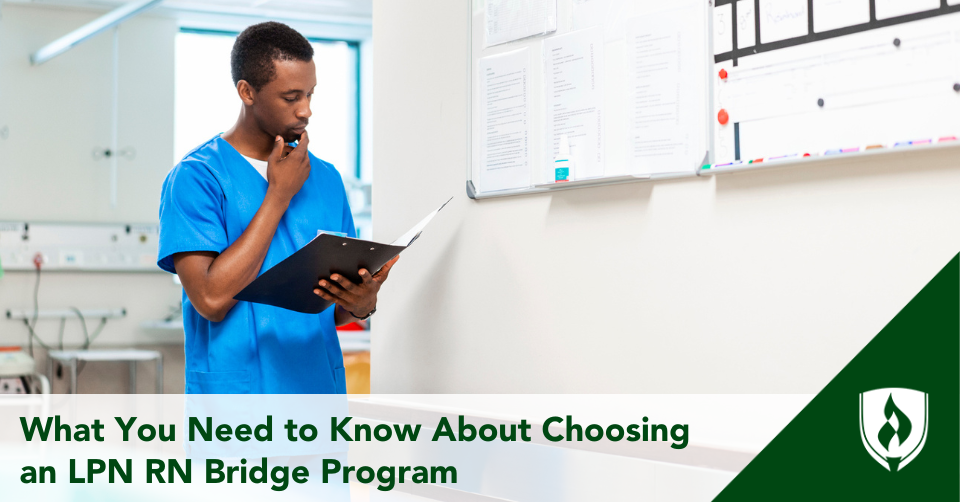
[58,250,83,267]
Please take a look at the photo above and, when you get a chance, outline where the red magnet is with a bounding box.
[717,108,729,125]
[719,68,728,80]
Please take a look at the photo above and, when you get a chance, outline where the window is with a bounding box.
[174,29,360,181]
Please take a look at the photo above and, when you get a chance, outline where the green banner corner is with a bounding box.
[715,254,960,500]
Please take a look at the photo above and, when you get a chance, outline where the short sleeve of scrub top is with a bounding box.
[157,161,228,274]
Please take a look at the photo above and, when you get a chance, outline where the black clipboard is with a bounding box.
[234,198,451,314]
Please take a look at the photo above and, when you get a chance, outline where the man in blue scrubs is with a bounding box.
[158,22,395,394]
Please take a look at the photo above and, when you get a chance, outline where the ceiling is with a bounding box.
[4,0,373,25]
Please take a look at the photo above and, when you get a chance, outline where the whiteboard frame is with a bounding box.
[466,0,715,200]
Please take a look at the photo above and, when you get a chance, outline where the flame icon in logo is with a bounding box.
[860,388,928,471]
[878,394,911,452]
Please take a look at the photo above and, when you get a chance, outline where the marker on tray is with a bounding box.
[703,135,958,170]
[767,153,798,161]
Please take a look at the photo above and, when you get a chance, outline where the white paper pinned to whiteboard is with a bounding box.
[812,0,869,33]
[543,27,605,180]
[713,4,733,55]
[874,0,940,20]
[626,4,704,175]
[736,0,756,49]
[759,0,809,44]
[485,0,558,47]
[478,48,533,193]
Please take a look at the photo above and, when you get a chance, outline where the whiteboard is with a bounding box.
[708,1,960,171]
[468,1,960,197]
[468,0,713,199]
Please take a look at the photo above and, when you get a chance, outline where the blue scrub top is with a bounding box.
[158,135,355,394]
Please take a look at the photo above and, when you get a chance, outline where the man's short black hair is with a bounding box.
[231,22,314,91]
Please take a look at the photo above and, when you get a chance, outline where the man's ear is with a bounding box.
[237,80,256,105]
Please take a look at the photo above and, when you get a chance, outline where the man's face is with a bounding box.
[251,58,317,143]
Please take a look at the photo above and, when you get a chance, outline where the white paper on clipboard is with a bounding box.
[390,197,453,247]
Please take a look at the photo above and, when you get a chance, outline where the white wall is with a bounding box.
[0,3,176,222]
[0,3,181,348]
[371,0,960,393]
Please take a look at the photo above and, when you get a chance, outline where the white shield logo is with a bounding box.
[859,388,928,471]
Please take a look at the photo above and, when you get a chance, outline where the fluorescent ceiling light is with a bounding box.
[30,0,164,65]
